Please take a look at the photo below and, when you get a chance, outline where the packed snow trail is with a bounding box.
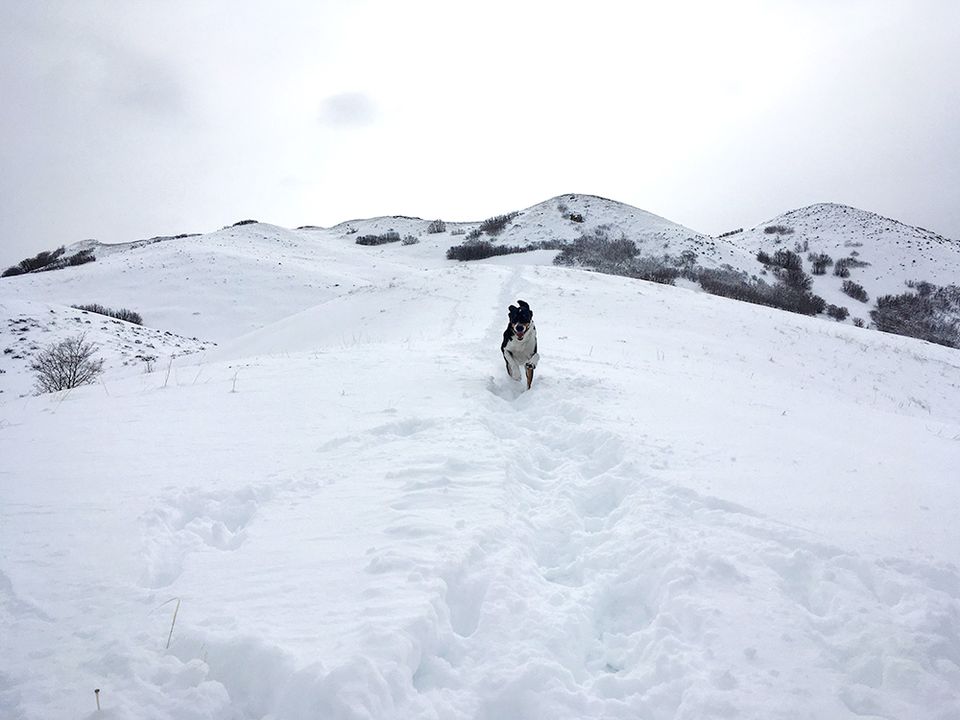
[2,265,959,719]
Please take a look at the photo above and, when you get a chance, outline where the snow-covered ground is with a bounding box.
[2,222,960,719]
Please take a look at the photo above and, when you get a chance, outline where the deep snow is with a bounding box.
[1,221,960,719]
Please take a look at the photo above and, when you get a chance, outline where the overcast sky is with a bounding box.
[2,0,959,265]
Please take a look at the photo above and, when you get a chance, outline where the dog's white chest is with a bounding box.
[504,328,537,363]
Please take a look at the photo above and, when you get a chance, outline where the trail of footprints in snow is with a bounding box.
[139,477,322,588]
[414,382,960,716]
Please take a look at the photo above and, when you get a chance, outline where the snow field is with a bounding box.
[1,263,959,718]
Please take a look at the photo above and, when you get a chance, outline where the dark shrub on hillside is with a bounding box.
[695,267,825,316]
[569,213,584,223]
[232,219,259,226]
[478,212,519,236]
[63,249,96,268]
[756,249,811,292]
[718,228,743,238]
[450,227,465,236]
[870,282,960,348]
[39,249,97,272]
[72,304,144,325]
[402,235,419,246]
[31,334,105,394]
[834,256,870,277]
[841,280,869,303]
[3,246,96,277]
[465,228,482,241]
[626,258,680,285]
[764,225,794,235]
[3,246,65,276]
[356,232,401,246]
[808,253,833,275]
[426,219,446,234]
[826,304,850,321]
[554,228,638,272]
[446,241,529,261]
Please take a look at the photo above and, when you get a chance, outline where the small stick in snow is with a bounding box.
[95,688,100,711]
[157,597,182,649]
[163,356,174,388]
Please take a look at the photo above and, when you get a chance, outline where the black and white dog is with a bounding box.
[501,300,539,389]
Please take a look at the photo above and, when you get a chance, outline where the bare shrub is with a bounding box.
[808,253,833,275]
[450,227,466,236]
[758,249,811,292]
[426,219,446,234]
[478,212,519,236]
[870,282,960,348]
[835,256,871,277]
[72,304,143,325]
[764,225,794,235]
[554,227,637,271]
[841,280,869,303]
[356,232,401,246]
[446,241,529,261]
[0,245,96,277]
[826,304,850,321]
[402,235,419,246]
[696,267,825,315]
[4,246,97,277]
[31,334,105,393]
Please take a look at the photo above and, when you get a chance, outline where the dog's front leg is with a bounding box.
[524,363,534,389]
[503,351,521,381]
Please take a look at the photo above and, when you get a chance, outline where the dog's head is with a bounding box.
[507,300,534,340]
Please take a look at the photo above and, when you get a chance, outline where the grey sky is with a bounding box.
[2,0,959,265]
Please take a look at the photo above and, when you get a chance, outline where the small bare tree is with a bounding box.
[31,334,105,393]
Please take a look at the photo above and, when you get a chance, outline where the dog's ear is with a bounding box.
[508,305,518,314]
[517,300,529,309]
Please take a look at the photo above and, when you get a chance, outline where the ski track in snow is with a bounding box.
[2,266,960,719]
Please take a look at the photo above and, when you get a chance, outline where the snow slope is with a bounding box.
[732,203,960,318]
[2,240,960,719]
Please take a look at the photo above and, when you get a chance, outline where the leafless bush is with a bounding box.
[835,256,871,277]
[31,334,105,393]
[808,252,833,275]
[826,304,849,321]
[356,232,401,246]
[426,219,446,233]
[72,303,143,325]
[3,246,96,277]
[478,212,518,236]
[841,280,869,303]
[446,241,529,261]
[764,225,794,235]
[870,282,960,348]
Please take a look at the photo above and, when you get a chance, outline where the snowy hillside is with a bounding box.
[731,203,960,320]
[2,216,960,719]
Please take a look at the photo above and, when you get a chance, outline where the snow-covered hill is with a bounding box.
[1,208,959,718]
[728,203,960,320]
